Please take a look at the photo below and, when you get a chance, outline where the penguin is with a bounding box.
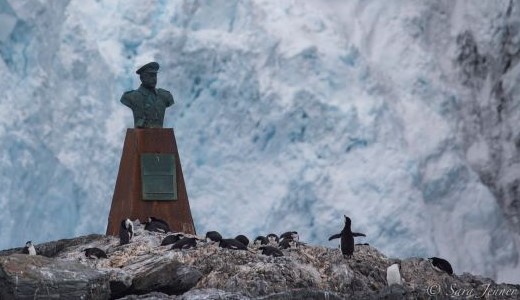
[280,231,299,242]
[206,231,247,250]
[22,241,36,255]
[259,246,284,257]
[328,215,366,258]
[428,257,453,275]
[170,237,198,250]
[386,263,403,286]
[205,231,223,244]
[266,233,279,245]
[219,238,248,250]
[279,238,297,249]
[119,218,134,245]
[161,234,184,246]
[83,247,108,259]
[144,216,171,233]
[234,235,249,247]
[254,236,269,246]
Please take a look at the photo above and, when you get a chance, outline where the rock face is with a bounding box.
[1,222,519,299]
[0,254,110,299]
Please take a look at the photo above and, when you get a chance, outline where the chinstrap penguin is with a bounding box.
[144,216,171,233]
[22,241,36,255]
[254,236,269,246]
[428,257,453,275]
[205,231,223,244]
[259,246,284,257]
[386,263,403,286]
[234,235,249,247]
[84,247,108,259]
[161,234,184,246]
[266,233,279,245]
[207,231,247,250]
[279,238,298,249]
[220,238,248,250]
[328,215,366,258]
[170,237,198,250]
[119,218,134,245]
[280,231,299,242]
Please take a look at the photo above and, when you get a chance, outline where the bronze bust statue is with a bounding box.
[120,62,174,128]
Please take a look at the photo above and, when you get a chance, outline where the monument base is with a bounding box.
[106,128,196,236]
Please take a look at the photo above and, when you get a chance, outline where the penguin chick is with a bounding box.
[259,246,284,257]
[144,216,171,233]
[119,218,134,245]
[84,247,108,259]
[22,241,36,255]
[428,257,453,275]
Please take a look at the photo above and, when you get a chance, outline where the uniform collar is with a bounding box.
[138,85,157,95]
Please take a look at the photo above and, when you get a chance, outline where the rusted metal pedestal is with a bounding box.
[106,128,196,235]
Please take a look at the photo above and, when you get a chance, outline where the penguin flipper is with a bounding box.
[352,232,366,237]
[328,233,341,241]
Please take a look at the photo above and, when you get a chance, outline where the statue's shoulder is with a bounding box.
[157,88,174,106]
[157,88,172,96]
[121,90,137,97]
[120,90,139,105]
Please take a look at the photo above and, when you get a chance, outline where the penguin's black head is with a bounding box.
[124,219,134,232]
[267,233,279,243]
[343,215,351,227]
[25,241,32,246]
[254,236,268,245]
[205,231,222,243]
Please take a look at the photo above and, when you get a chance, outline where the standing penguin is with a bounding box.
[119,219,134,245]
[386,263,403,286]
[22,241,36,255]
[328,215,366,258]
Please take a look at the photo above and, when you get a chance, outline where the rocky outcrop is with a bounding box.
[0,254,110,299]
[1,222,519,299]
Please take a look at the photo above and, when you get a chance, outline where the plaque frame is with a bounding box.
[140,153,177,200]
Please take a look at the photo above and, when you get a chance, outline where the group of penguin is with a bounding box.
[20,214,454,285]
[117,216,303,258]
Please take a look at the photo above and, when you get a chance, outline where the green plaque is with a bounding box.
[141,153,177,200]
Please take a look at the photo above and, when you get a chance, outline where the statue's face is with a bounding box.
[140,72,157,88]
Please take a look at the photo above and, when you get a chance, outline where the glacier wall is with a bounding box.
[0,0,519,283]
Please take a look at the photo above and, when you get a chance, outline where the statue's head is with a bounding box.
[136,62,159,89]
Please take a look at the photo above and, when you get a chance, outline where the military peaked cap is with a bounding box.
[136,62,159,74]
